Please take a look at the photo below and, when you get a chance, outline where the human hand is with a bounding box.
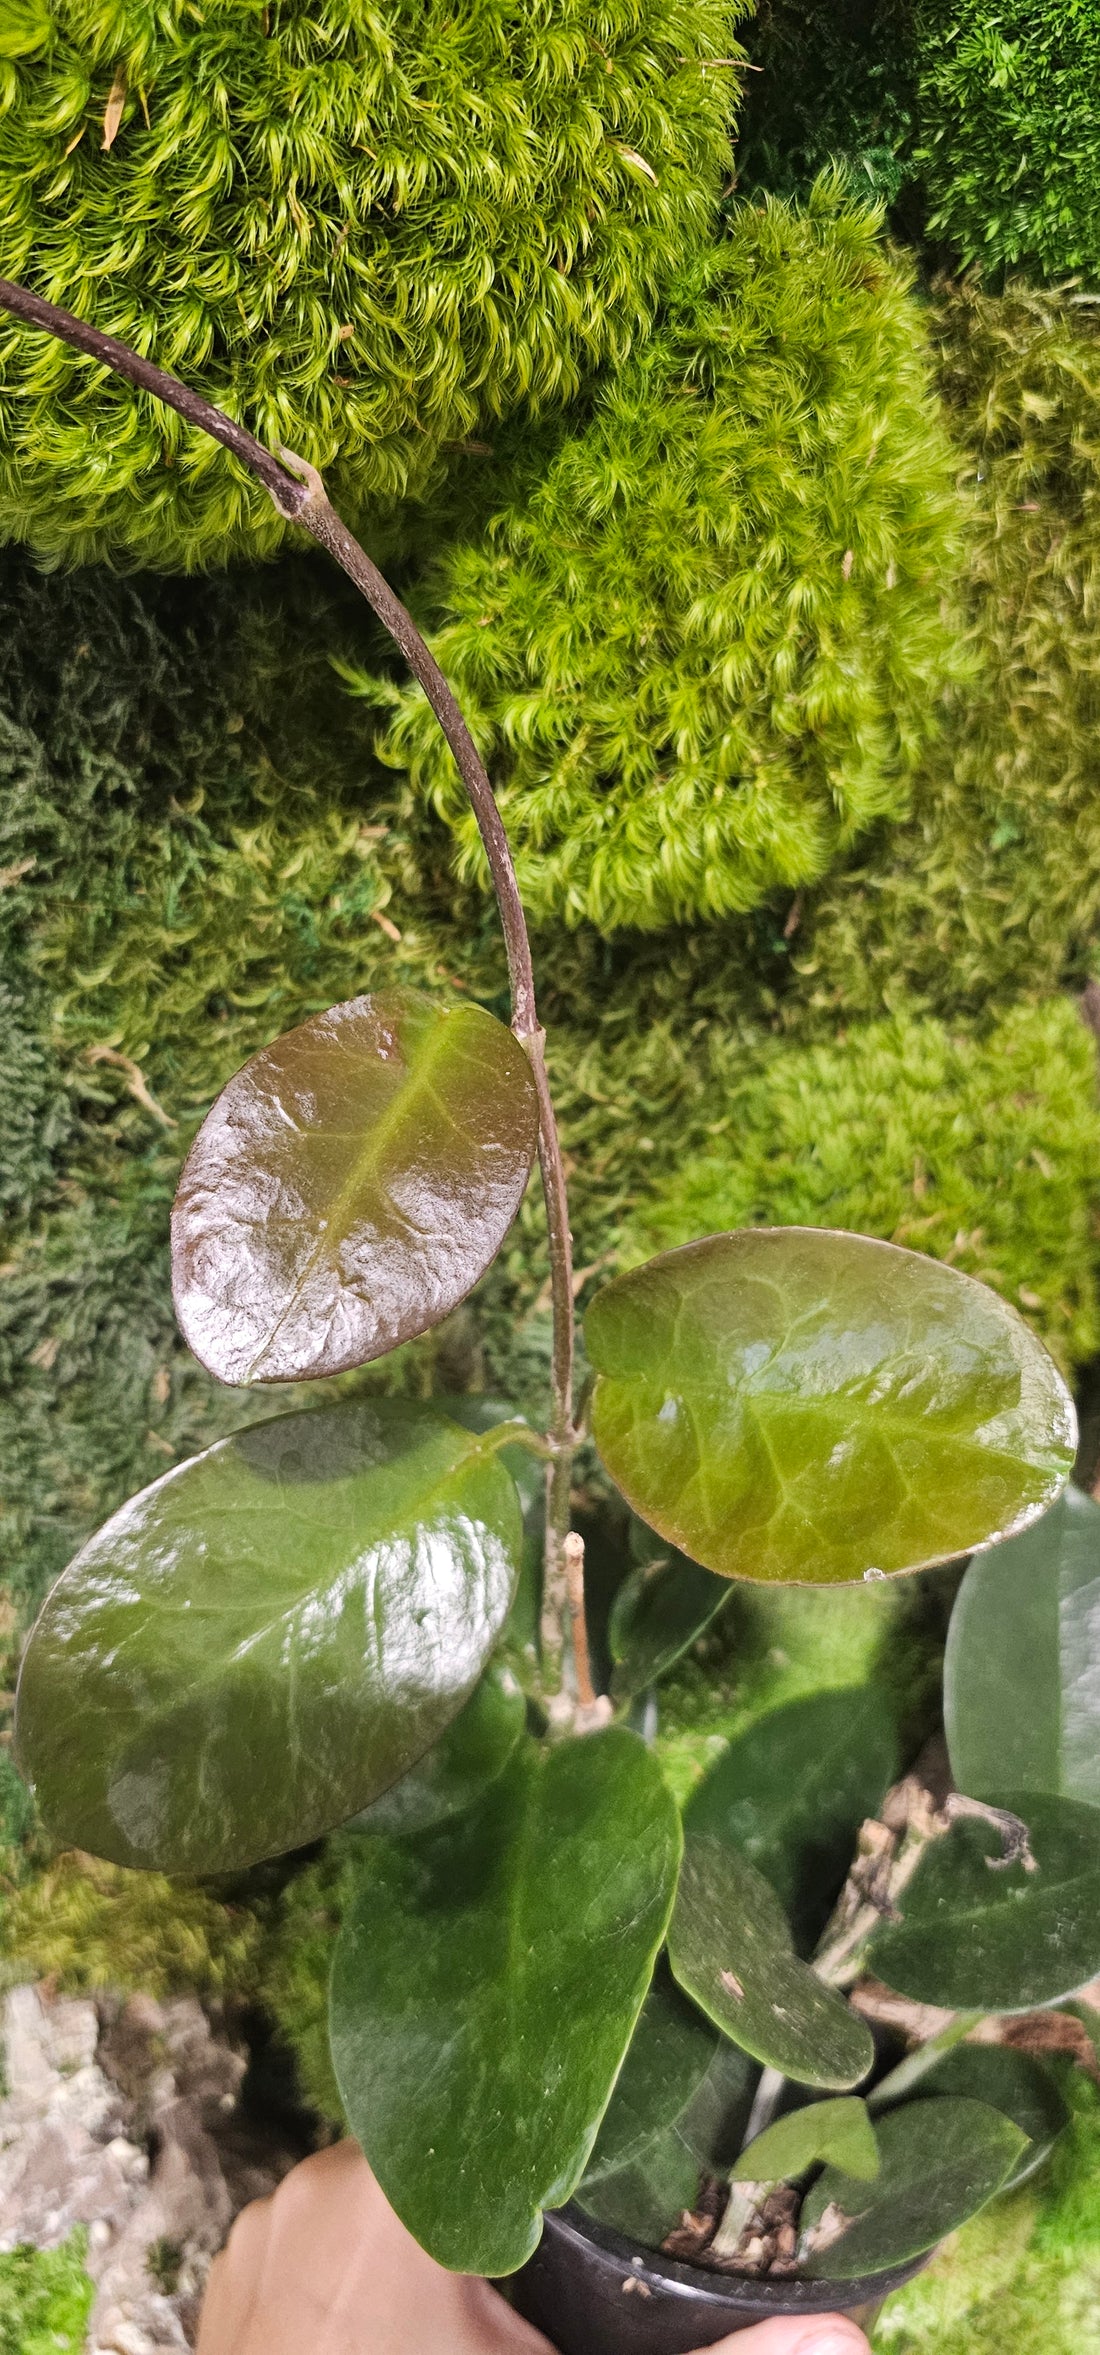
[196,2142,870,2355]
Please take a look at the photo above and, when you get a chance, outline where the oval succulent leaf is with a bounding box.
[15,1401,521,1874]
[870,1792,1100,2012]
[668,1834,874,2090]
[685,1688,898,1956]
[946,1485,1100,1808]
[172,991,539,1384]
[330,1730,682,2277]
[910,2044,1068,2191]
[585,1230,1076,1584]
[801,2097,1026,2279]
[733,2097,879,2187]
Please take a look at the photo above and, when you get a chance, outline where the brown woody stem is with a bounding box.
[0,274,584,1696]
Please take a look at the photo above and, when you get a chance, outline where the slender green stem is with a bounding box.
[0,272,587,1700]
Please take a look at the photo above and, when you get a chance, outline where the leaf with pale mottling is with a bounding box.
[668,1835,874,2089]
[946,1485,1100,1807]
[330,1730,682,2276]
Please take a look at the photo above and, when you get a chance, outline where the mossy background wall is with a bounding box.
[3,2,1100,2344]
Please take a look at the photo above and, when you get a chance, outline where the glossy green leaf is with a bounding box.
[733,2097,879,2186]
[911,2045,1069,2191]
[172,991,539,1385]
[582,1970,718,2182]
[352,1664,525,1837]
[329,1729,682,2276]
[15,1401,520,1875]
[871,1793,1100,2011]
[609,1550,731,1702]
[946,1486,1100,1808]
[668,1835,874,2090]
[800,2097,1026,2278]
[685,1688,898,1955]
[586,1230,1076,1584]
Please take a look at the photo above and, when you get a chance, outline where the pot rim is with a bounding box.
[543,2200,930,2316]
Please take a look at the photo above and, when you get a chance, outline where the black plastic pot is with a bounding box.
[504,2203,929,2355]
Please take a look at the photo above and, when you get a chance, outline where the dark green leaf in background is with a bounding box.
[668,1834,875,2089]
[871,1793,1100,2011]
[351,1664,525,1837]
[685,1688,898,1954]
[946,1485,1100,1808]
[586,1230,1076,1583]
[609,1547,731,1702]
[577,2130,702,2248]
[15,1401,521,1874]
[800,2097,1027,2278]
[733,2097,879,2186]
[330,1730,682,2276]
[907,2043,1069,2190]
[577,1974,760,2252]
[580,1969,718,2183]
[172,991,539,1384]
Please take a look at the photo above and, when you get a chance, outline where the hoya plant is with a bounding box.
[3,274,1100,2322]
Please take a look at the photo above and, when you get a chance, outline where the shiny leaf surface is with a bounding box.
[733,2097,879,2186]
[946,1486,1100,1807]
[352,1664,525,1837]
[609,1549,731,1701]
[15,1401,520,1874]
[801,2097,1026,2278]
[911,2044,1068,2190]
[871,1794,1100,2011]
[685,1688,897,1955]
[172,991,539,1384]
[586,1230,1075,1583]
[330,1730,682,2276]
[668,1835,874,2089]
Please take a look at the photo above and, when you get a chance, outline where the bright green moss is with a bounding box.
[628,1001,1100,1375]
[0,0,744,568]
[371,181,967,933]
[796,280,1100,1018]
[0,2234,93,2355]
[915,1,1100,281]
[1,1849,263,2001]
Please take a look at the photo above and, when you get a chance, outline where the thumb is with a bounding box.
[690,2320,870,2355]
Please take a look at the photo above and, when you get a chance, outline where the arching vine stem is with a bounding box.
[0,274,582,1698]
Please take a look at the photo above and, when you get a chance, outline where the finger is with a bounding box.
[195,2190,274,2354]
[195,2141,554,2355]
[689,2319,870,2355]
